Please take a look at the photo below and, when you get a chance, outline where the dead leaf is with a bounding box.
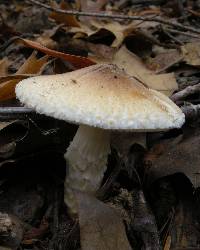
[0,74,37,84]
[181,42,200,66]
[35,36,58,50]
[79,0,109,24]
[0,121,16,131]
[90,21,135,48]
[81,0,108,12]
[76,192,132,250]
[90,45,178,96]
[144,129,200,188]
[17,38,95,69]
[164,236,171,250]
[87,43,116,60]
[0,51,49,101]
[111,132,147,157]
[0,58,10,76]
[113,46,178,96]
[49,0,80,27]
[16,51,49,74]
[147,50,183,73]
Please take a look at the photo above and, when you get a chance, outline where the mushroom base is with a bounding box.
[64,125,110,214]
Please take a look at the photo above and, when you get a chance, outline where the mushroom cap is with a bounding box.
[15,64,185,131]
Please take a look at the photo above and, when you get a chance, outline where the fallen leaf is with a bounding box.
[111,132,147,158]
[181,42,200,66]
[144,129,200,188]
[81,0,108,12]
[76,192,132,250]
[17,38,95,69]
[113,46,178,96]
[87,42,116,60]
[0,74,37,84]
[90,45,178,96]
[0,51,49,101]
[0,58,10,76]
[0,121,16,131]
[164,236,171,250]
[90,21,135,48]
[79,0,109,24]
[49,0,80,27]
[147,50,183,73]
[35,36,58,50]
[16,52,49,75]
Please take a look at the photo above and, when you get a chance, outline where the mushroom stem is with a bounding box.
[64,124,110,214]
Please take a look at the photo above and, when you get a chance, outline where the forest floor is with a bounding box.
[1,0,200,249]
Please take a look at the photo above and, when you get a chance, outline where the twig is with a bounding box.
[0,107,34,114]
[0,107,48,121]
[181,103,200,120]
[130,0,164,5]
[171,83,200,102]
[26,0,200,35]
[161,26,184,45]
[164,28,200,39]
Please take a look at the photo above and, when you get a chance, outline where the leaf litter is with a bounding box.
[1,0,200,249]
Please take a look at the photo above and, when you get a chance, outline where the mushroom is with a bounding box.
[15,64,185,214]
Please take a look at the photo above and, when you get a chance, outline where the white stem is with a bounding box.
[64,124,110,214]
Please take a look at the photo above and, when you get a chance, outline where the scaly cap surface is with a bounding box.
[15,64,185,131]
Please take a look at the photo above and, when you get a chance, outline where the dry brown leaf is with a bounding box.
[90,46,178,96]
[113,46,178,96]
[111,133,147,159]
[0,58,10,76]
[16,51,49,74]
[87,43,116,60]
[147,50,183,73]
[144,129,200,188]
[76,192,132,250]
[81,0,108,12]
[79,0,109,24]
[35,36,58,50]
[0,51,49,101]
[49,0,80,27]
[91,21,135,48]
[164,236,171,250]
[0,74,37,84]
[181,42,200,66]
[17,38,95,69]
[0,121,16,131]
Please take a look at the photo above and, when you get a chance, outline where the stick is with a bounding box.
[0,104,198,121]
[0,107,48,121]
[26,0,200,35]
[171,83,200,102]
[181,103,200,120]
[0,107,34,114]
[164,28,200,39]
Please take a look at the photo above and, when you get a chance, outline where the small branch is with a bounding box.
[161,26,184,45]
[171,83,200,102]
[0,107,48,121]
[181,103,200,120]
[0,107,34,114]
[26,0,200,35]
[164,28,200,39]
